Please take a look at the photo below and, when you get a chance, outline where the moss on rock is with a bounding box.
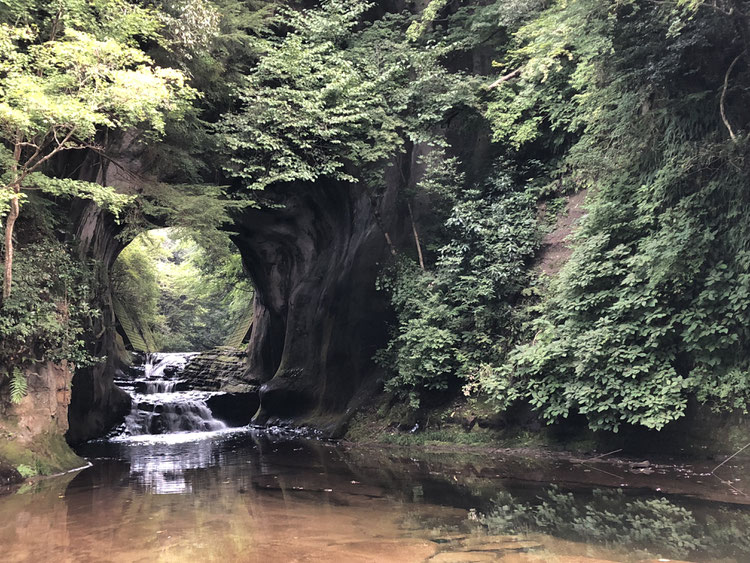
[0,431,85,477]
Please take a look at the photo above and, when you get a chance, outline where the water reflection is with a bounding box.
[99,431,245,494]
[480,485,750,561]
[1,433,750,562]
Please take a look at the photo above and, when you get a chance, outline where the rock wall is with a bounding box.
[2,362,72,438]
[181,347,258,392]
[64,134,150,444]
[61,157,411,438]
[0,362,85,477]
[231,154,419,434]
[537,190,588,276]
[57,99,493,439]
[64,202,132,444]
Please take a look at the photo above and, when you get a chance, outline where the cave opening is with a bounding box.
[106,228,260,436]
[111,228,255,354]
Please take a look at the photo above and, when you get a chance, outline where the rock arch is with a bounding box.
[66,145,415,442]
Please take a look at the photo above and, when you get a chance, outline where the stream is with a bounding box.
[114,353,227,436]
[1,355,750,562]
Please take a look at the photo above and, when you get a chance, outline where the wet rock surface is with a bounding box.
[0,461,22,487]
[110,353,259,437]
[180,347,260,393]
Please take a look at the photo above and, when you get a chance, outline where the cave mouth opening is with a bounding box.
[111,227,254,354]
[104,228,260,437]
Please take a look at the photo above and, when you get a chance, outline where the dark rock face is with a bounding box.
[66,202,132,444]
[231,169,409,432]
[206,393,259,427]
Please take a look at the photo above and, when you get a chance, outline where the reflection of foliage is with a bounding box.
[481,486,750,561]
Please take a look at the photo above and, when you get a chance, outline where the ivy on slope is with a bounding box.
[0,238,99,377]
[377,168,542,408]
[483,0,750,431]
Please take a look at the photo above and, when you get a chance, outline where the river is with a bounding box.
[1,355,749,562]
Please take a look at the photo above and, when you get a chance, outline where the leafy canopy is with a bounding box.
[0,5,196,216]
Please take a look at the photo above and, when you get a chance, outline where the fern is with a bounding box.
[10,368,27,404]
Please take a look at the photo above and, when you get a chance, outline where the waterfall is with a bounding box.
[115,352,226,437]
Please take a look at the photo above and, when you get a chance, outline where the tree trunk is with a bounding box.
[4,139,22,300]
[3,187,19,299]
[407,200,425,270]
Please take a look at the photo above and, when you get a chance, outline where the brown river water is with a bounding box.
[1,428,750,563]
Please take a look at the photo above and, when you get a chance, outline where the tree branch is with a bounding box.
[407,200,425,270]
[18,127,77,185]
[720,53,743,143]
[486,67,522,90]
[88,147,149,183]
[21,127,54,172]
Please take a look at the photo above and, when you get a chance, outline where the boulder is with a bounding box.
[0,461,22,487]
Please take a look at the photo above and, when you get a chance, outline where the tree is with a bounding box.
[0,25,195,298]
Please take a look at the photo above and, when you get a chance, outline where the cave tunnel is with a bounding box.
[65,172,408,444]
[110,228,255,355]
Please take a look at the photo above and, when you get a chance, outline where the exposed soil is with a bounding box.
[537,190,588,276]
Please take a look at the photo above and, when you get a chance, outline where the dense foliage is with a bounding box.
[0,0,196,298]
[2,0,750,433]
[376,168,541,408]
[0,238,98,381]
[478,0,750,431]
[0,0,256,396]
[217,0,484,193]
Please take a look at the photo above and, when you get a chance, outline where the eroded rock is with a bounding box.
[181,347,260,392]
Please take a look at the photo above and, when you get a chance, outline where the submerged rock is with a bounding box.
[428,552,496,562]
[0,461,22,487]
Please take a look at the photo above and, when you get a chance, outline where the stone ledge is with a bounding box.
[181,347,261,393]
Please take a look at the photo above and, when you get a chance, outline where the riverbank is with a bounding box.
[339,440,750,506]
[342,396,750,486]
[0,431,86,489]
[0,362,87,484]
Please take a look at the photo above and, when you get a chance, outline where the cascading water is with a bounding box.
[114,352,227,437]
